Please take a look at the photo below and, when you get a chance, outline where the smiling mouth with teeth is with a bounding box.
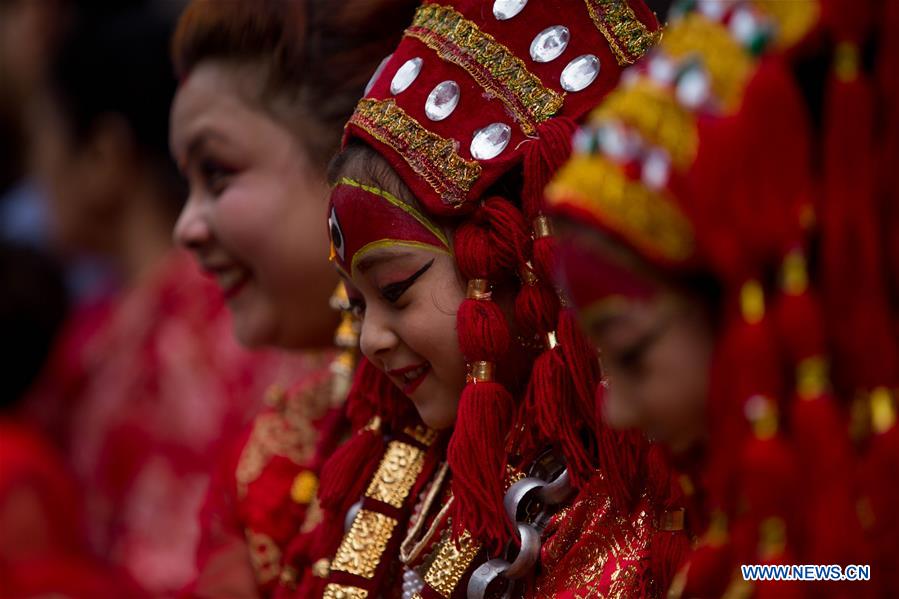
[388,362,431,395]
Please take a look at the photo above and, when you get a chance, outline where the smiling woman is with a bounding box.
[167,1,419,597]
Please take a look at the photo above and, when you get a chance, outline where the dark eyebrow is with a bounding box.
[180,129,228,169]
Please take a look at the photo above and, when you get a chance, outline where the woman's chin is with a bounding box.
[410,392,457,431]
[229,307,277,349]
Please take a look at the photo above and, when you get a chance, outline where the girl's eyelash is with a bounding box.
[380,259,434,303]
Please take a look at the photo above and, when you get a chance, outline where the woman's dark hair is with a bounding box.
[48,1,184,214]
[171,0,419,170]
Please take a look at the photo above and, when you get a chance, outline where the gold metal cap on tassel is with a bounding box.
[467,278,492,300]
[533,215,553,239]
[467,361,495,384]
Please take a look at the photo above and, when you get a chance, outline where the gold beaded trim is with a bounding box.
[365,441,427,508]
[404,424,439,446]
[406,4,564,135]
[422,529,481,598]
[584,0,661,66]
[547,155,694,262]
[350,98,481,206]
[592,80,698,169]
[330,509,398,579]
[661,13,754,113]
[323,583,369,599]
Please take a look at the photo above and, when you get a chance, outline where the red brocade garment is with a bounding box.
[0,419,144,598]
[188,367,348,599]
[303,422,684,599]
[23,250,318,596]
[531,476,657,598]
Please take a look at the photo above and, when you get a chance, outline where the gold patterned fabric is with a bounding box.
[421,529,480,598]
[323,583,369,599]
[331,510,399,579]
[584,0,661,65]
[324,433,437,593]
[246,531,282,585]
[235,372,332,498]
[407,4,564,135]
[348,98,481,206]
[531,480,656,598]
[365,441,427,508]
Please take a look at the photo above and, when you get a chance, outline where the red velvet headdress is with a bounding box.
[331,0,662,552]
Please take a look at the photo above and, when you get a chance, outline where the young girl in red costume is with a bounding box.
[549,0,896,596]
[168,1,419,596]
[298,1,691,597]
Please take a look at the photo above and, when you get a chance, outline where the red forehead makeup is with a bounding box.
[328,178,450,277]
[557,238,660,314]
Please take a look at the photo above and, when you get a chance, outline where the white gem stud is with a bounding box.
[493,0,527,20]
[424,80,460,121]
[530,25,570,63]
[676,65,711,109]
[470,123,512,160]
[365,54,392,95]
[390,57,423,95]
[641,149,671,190]
[560,54,600,92]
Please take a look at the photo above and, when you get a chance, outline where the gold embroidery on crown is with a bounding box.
[365,441,427,508]
[752,0,819,51]
[422,529,481,598]
[330,509,398,579]
[547,155,694,262]
[406,4,564,135]
[661,14,753,113]
[592,80,698,169]
[350,98,481,206]
[323,583,369,599]
[584,0,661,66]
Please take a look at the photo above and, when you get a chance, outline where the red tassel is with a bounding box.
[454,197,529,281]
[820,39,899,392]
[527,346,594,481]
[448,380,516,550]
[456,299,510,360]
[513,281,559,338]
[859,401,899,596]
[677,541,735,599]
[521,117,578,217]
[317,425,384,514]
[558,309,601,424]
[650,528,691,598]
[531,235,557,288]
